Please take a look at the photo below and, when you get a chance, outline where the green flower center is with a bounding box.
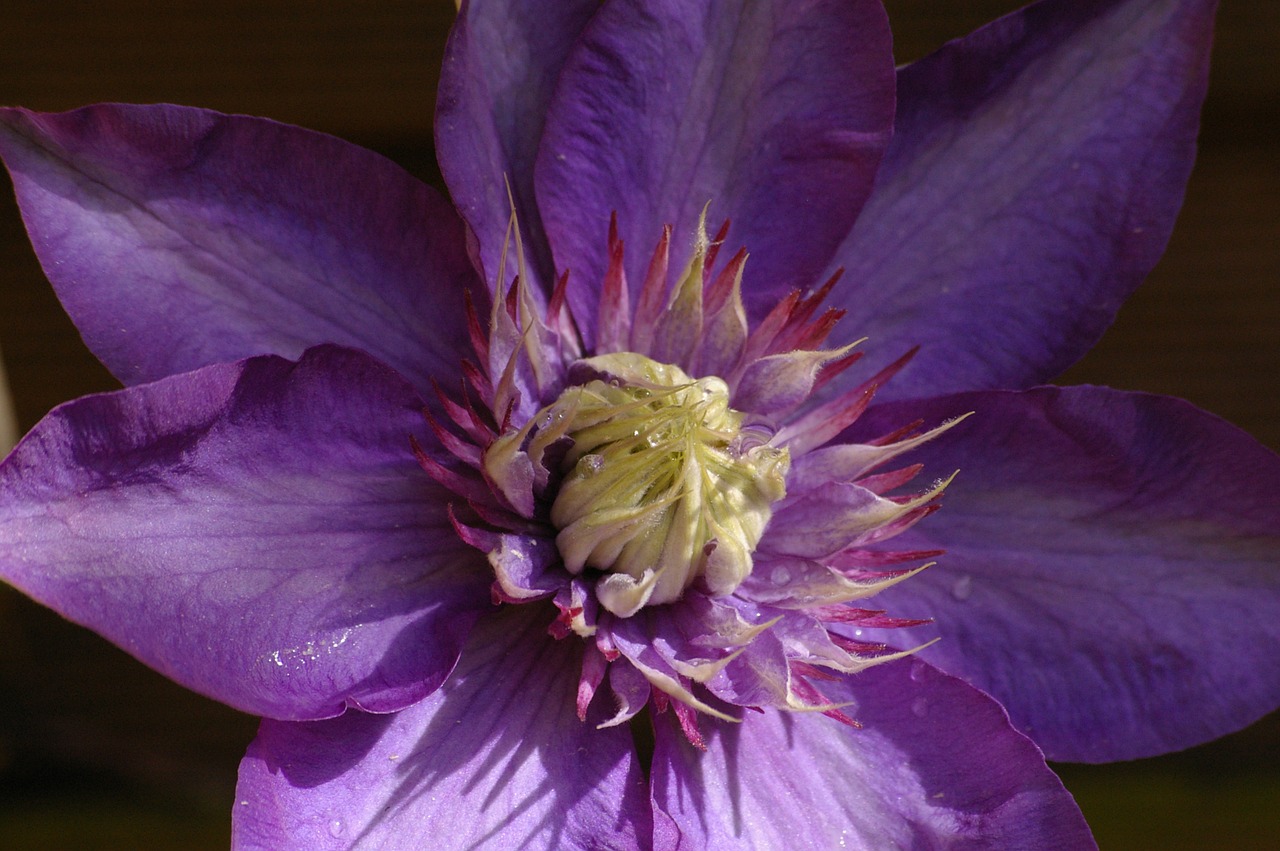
[540,353,788,616]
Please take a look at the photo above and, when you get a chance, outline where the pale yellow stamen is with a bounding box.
[521,353,788,616]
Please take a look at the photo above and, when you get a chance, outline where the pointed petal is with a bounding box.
[652,659,1094,849]
[436,0,600,295]
[827,0,1216,399]
[732,345,857,417]
[850,386,1280,761]
[0,104,479,395]
[0,346,490,720]
[537,0,894,345]
[233,606,652,850]
[741,555,926,609]
[766,479,948,559]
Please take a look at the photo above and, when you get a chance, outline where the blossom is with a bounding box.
[0,0,1276,848]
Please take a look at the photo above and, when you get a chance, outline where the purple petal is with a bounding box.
[0,104,479,394]
[233,605,651,850]
[651,659,1094,849]
[848,386,1280,761]
[536,0,894,344]
[0,346,491,720]
[435,0,600,295]
[766,481,926,559]
[827,0,1215,400]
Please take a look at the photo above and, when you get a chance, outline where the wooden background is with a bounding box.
[0,1,1276,847]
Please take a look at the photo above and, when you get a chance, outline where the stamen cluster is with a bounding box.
[416,212,961,743]
[494,352,790,617]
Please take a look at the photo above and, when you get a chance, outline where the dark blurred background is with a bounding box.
[0,1,1275,848]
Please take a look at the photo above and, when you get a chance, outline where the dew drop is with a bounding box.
[911,697,929,718]
[581,454,605,477]
[328,819,344,838]
[771,564,792,584]
[950,574,973,601]
[909,659,928,683]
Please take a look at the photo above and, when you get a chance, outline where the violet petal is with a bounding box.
[826,0,1215,400]
[651,659,1094,849]
[0,346,490,720]
[436,0,600,295]
[0,104,479,395]
[766,480,941,560]
[536,0,895,344]
[849,386,1280,761]
[233,606,652,850]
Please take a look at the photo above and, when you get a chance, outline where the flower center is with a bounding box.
[431,213,956,733]
[516,352,788,617]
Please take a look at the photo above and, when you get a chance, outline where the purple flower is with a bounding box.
[0,0,1276,847]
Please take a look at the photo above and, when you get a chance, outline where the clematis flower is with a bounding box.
[0,0,1276,847]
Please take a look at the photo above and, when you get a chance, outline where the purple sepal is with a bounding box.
[0,104,480,397]
[0,345,491,720]
[436,0,600,296]
[825,0,1216,400]
[536,0,895,344]
[651,658,1095,849]
[848,385,1280,761]
[233,605,652,850]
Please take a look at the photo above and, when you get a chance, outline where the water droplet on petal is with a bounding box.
[950,574,973,601]
[328,819,344,837]
[771,564,792,584]
[909,659,928,683]
[911,697,929,717]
